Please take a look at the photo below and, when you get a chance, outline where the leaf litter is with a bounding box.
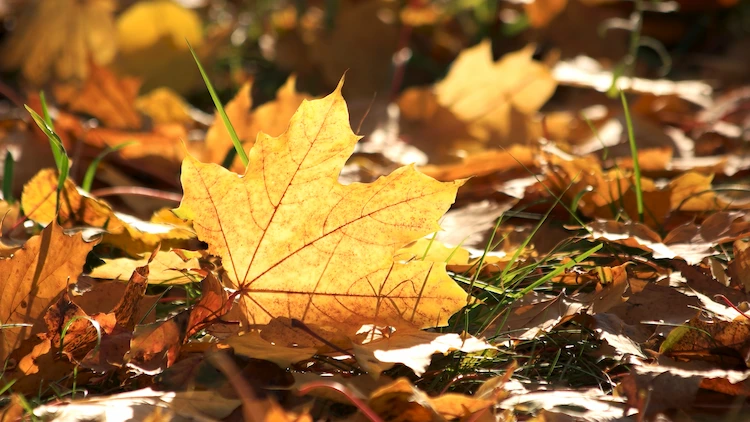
[1,1,750,420]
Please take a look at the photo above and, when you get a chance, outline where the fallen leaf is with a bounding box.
[128,311,190,375]
[71,278,159,324]
[498,387,634,420]
[112,0,204,93]
[353,328,495,376]
[418,145,536,181]
[32,388,241,422]
[728,239,750,293]
[486,264,629,339]
[368,378,494,421]
[586,212,750,265]
[662,316,750,366]
[0,222,94,363]
[307,0,399,97]
[136,87,194,124]
[89,249,202,284]
[54,63,143,129]
[21,169,195,254]
[187,273,229,337]
[592,313,647,359]
[399,42,556,162]
[224,332,317,368]
[0,0,117,85]
[175,79,467,330]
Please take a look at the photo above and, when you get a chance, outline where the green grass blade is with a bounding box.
[513,243,602,299]
[619,91,644,222]
[25,106,69,191]
[3,151,14,204]
[188,41,249,168]
[39,91,54,130]
[82,142,136,192]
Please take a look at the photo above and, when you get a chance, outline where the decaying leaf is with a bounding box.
[175,79,467,331]
[187,273,230,337]
[585,212,750,265]
[127,311,190,374]
[0,222,94,363]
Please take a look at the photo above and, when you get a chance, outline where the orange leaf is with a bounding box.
[54,64,142,129]
[0,222,94,363]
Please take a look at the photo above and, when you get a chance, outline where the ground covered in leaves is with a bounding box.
[1,0,750,421]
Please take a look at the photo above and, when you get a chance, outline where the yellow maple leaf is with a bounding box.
[175,80,467,330]
[0,222,94,363]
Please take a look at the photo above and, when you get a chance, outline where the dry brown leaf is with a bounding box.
[54,63,142,129]
[0,222,94,363]
[368,378,494,421]
[728,239,750,293]
[586,212,750,265]
[0,0,117,85]
[486,264,629,339]
[175,80,467,331]
[128,311,189,374]
[72,278,159,325]
[662,316,750,366]
[547,152,738,227]
[187,273,229,337]
[31,388,242,421]
[204,76,312,169]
